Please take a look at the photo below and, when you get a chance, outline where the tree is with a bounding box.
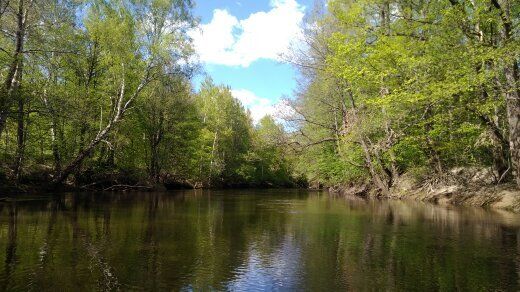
[133,76,199,182]
[240,116,294,186]
[195,79,252,186]
[52,0,196,184]
[284,0,519,189]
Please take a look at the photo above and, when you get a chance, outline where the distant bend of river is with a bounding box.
[0,189,519,291]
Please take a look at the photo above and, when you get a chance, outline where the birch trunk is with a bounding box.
[53,76,145,185]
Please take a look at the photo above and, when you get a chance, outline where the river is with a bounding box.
[0,189,519,291]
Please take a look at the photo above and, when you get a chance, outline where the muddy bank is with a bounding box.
[332,168,520,213]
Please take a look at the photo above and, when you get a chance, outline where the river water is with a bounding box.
[0,189,519,291]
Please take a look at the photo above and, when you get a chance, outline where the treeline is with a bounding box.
[284,0,519,191]
[2,0,519,192]
[0,0,295,189]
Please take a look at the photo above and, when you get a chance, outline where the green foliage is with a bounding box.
[0,0,298,188]
[2,0,518,190]
[240,116,294,186]
[194,81,295,187]
[286,0,519,188]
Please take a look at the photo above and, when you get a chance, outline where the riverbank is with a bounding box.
[332,168,520,213]
[0,169,301,195]
[3,166,519,213]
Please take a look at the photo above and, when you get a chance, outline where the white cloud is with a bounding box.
[190,0,305,67]
[231,89,296,123]
[231,89,277,122]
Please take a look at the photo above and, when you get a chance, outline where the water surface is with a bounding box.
[0,190,519,291]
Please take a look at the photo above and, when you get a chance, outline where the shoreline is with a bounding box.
[3,171,519,213]
[0,182,303,196]
[331,174,520,213]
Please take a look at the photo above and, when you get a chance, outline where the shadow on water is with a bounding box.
[1,202,17,292]
[0,189,518,291]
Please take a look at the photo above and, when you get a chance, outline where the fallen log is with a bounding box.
[103,184,154,192]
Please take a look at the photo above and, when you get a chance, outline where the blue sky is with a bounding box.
[190,0,314,121]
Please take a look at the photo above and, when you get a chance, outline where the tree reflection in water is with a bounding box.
[0,190,518,291]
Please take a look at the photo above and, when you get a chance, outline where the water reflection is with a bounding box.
[2,203,17,292]
[0,190,518,291]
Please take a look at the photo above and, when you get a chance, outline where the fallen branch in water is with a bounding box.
[103,184,153,191]
[80,181,102,190]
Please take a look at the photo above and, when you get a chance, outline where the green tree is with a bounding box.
[195,79,252,186]
[285,0,519,190]
[241,116,294,186]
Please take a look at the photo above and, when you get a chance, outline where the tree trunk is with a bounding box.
[50,120,61,174]
[53,119,115,185]
[478,113,510,178]
[148,111,163,182]
[360,137,389,193]
[492,0,520,185]
[42,92,62,174]
[0,0,28,137]
[423,105,443,173]
[53,75,146,185]
[505,61,520,184]
[150,143,158,181]
[209,131,218,185]
[13,90,24,179]
[53,80,128,185]
[149,132,161,182]
[345,84,390,193]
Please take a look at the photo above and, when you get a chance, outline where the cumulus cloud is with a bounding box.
[190,0,305,67]
[231,89,295,123]
[232,89,276,122]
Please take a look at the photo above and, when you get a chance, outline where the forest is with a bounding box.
[0,0,519,193]
[0,0,297,190]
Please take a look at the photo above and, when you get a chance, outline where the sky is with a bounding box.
[190,0,314,122]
